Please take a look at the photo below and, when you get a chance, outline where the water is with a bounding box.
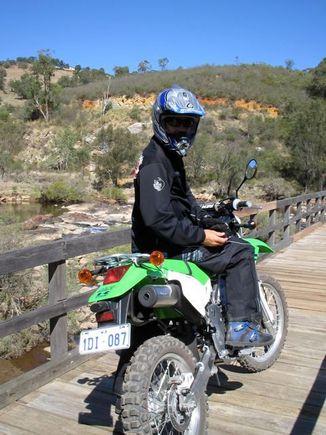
[0,344,50,384]
[0,203,66,226]
[0,202,67,250]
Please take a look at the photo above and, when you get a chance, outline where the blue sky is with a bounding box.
[1,0,325,73]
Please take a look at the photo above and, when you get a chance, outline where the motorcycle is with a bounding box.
[78,159,288,434]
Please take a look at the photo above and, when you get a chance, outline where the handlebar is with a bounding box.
[201,199,261,213]
[232,199,252,210]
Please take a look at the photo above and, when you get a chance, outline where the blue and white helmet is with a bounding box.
[152,85,205,156]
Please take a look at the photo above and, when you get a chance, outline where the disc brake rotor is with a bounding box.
[167,384,191,431]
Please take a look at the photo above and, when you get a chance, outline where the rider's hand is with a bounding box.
[202,229,228,247]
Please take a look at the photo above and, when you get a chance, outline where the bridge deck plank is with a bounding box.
[0,225,325,434]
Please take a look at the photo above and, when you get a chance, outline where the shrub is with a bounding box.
[259,177,298,200]
[101,186,127,203]
[0,108,9,121]
[40,179,84,204]
[129,105,143,121]
[0,236,47,359]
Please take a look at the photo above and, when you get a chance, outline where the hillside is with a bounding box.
[0,64,74,107]
[0,58,325,210]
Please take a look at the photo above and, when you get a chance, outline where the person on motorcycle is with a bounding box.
[131,85,273,347]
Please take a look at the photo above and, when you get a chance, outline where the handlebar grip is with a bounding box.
[232,199,252,210]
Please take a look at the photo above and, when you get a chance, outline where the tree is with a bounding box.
[284,99,326,190]
[31,51,56,121]
[113,66,130,77]
[9,51,56,121]
[47,127,89,171]
[137,60,152,73]
[307,58,326,98]
[10,73,41,99]
[285,59,294,70]
[0,67,6,91]
[94,125,139,186]
[158,57,169,70]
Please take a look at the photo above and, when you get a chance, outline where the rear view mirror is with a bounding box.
[245,159,258,180]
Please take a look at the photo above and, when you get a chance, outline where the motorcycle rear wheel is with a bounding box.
[120,335,208,434]
[238,272,288,372]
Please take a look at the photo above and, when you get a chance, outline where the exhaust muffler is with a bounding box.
[138,284,180,308]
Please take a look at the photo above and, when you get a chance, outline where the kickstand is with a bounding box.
[214,367,223,387]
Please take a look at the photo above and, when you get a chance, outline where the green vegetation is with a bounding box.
[307,57,326,98]
[9,51,57,122]
[57,65,107,88]
[40,179,85,204]
[45,127,90,171]
[0,53,325,201]
[0,118,25,177]
[101,186,128,203]
[0,66,6,91]
[0,235,47,358]
[113,66,130,77]
[93,125,141,187]
[283,99,326,190]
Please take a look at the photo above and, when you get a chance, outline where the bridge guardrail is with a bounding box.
[0,190,325,408]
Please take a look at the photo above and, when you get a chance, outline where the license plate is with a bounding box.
[79,323,131,355]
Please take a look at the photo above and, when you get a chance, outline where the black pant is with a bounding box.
[177,237,261,322]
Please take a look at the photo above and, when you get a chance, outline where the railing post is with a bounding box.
[321,195,325,223]
[283,204,290,243]
[48,260,68,362]
[306,198,312,227]
[268,209,276,247]
[295,201,302,233]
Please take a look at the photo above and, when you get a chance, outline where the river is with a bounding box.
[0,202,67,227]
[0,344,50,384]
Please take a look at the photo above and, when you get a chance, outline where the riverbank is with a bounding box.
[0,199,133,247]
[20,201,133,244]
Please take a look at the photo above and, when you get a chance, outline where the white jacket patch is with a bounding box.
[153,177,166,192]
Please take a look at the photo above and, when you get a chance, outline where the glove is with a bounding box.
[200,216,232,236]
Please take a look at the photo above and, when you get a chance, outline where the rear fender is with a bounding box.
[88,262,163,303]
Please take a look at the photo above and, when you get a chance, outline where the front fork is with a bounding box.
[178,345,216,413]
[258,280,275,335]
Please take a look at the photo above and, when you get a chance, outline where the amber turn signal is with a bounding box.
[149,250,165,266]
[78,268,94,284]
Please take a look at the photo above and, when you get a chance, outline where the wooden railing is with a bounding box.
[242,191,326,250]
[0,190,325,408]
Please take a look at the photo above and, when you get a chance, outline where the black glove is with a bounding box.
[200,216,232,236]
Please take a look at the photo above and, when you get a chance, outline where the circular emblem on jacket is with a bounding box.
[153,177,166,192]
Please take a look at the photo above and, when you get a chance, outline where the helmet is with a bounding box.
[152,85,205,156]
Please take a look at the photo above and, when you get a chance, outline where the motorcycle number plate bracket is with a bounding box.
[79,323,131,355]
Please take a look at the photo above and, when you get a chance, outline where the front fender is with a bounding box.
[244,237,274,261]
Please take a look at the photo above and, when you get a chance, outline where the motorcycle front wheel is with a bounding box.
[120,335,207,434]
[238,272,288,372]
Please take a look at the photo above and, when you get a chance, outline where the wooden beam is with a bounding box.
[0,289,94,338]
[0,229,130,275]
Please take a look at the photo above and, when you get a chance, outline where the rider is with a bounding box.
[131,85,273,347]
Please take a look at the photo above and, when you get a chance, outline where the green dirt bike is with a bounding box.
[78,159,288,435]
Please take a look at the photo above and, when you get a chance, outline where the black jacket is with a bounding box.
[131,137,206,256]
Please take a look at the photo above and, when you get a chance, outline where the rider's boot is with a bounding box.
[225,321,274,347]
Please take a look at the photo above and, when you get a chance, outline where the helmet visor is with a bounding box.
[161,115,199,137]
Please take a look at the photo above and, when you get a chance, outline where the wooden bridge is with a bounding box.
[0,192,325,434]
